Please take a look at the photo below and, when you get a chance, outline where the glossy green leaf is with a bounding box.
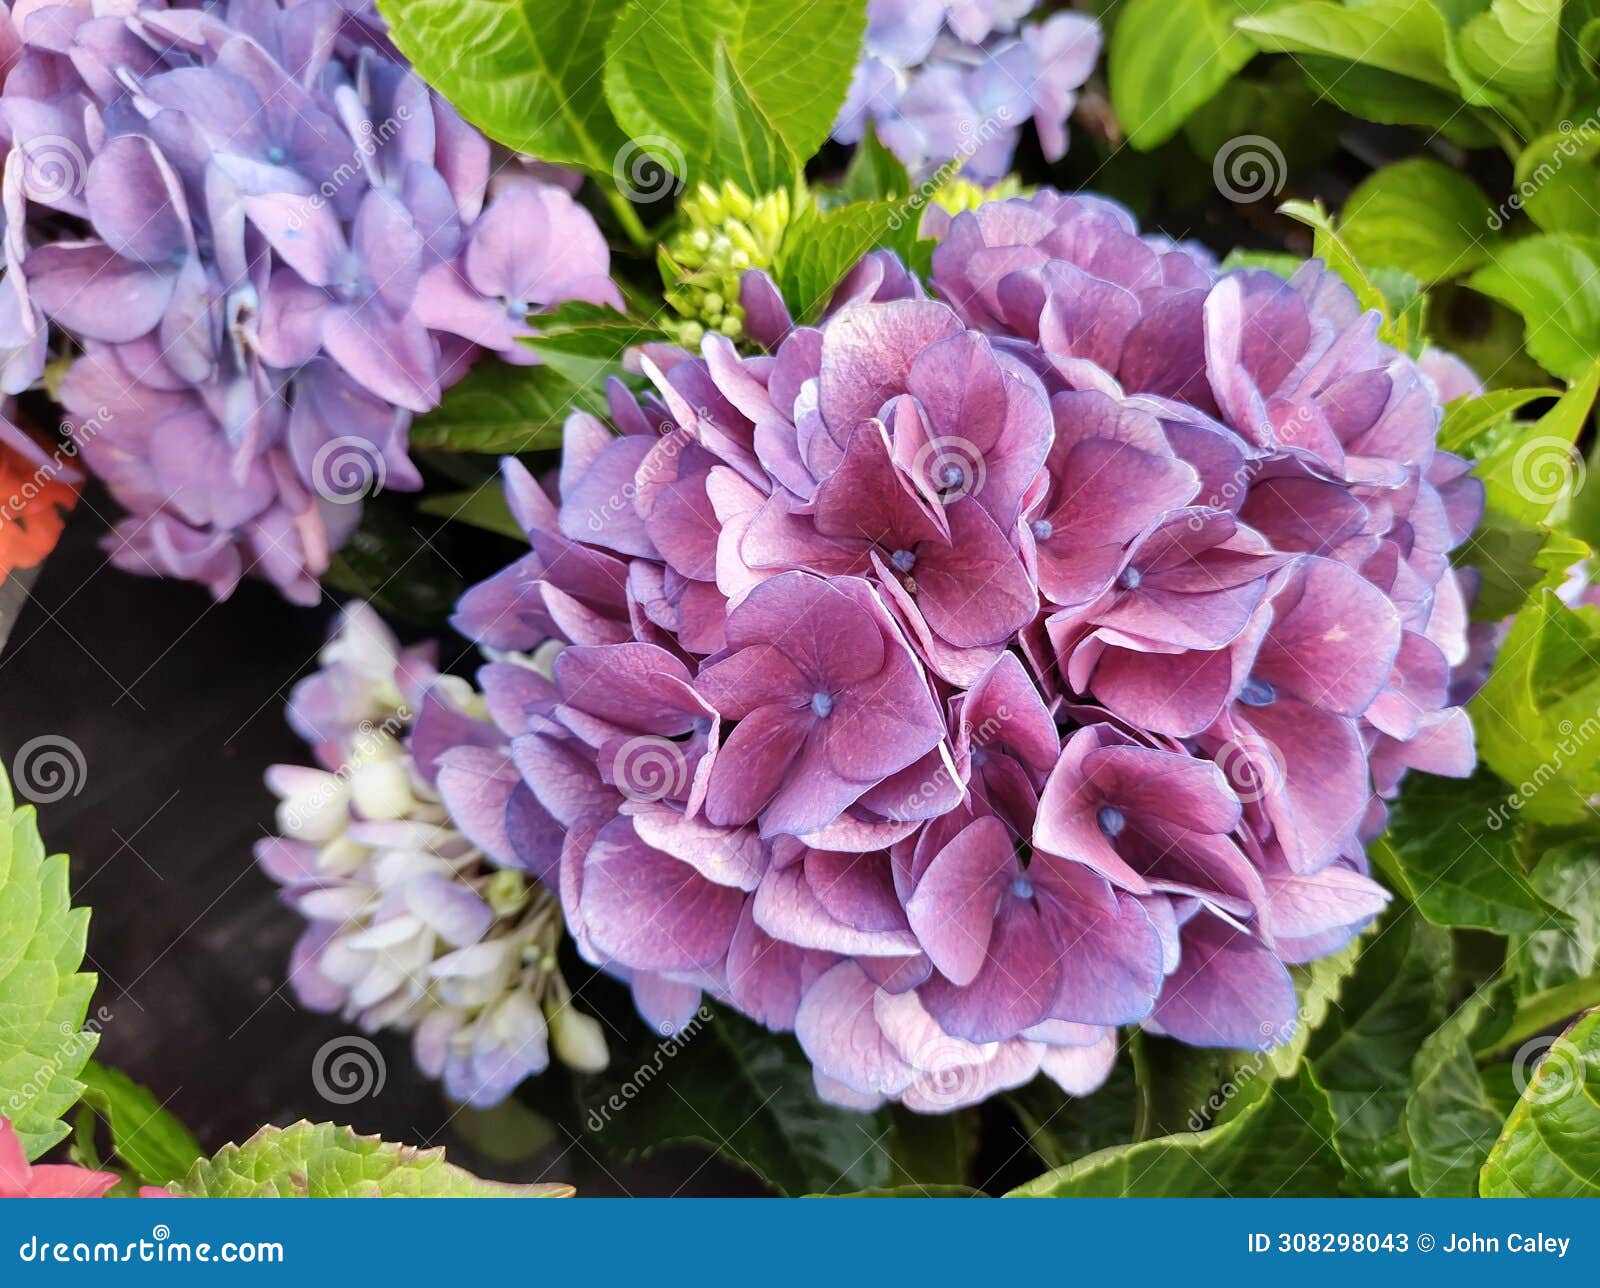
[1405,980,1517,1196]
[1280,199,1423,351]
[1374,767,1568,932]
[1514,128,1600,234]
[774,200,926,322]
[77,1062,202,1187]
[416,484,524,541]
[1470,235,1600,381]
[1339,159,1495,283]
[1108,0,1262,149]
[0,760,96,1159]
[1510,841,1600,992]
[1472,591,1600,824]
[603,0,866,193]
[1007,1070,1344,1197]
[176,1122,569,1197]
[1240,1,1456,91]
[379,0,629,174]
[1305,910,1452,1194]
[577,1006,891,1196]
[1480,1008,1600,1195]
[1439,386,1559,455]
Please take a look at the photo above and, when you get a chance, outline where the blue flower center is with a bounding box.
[890,548,917,574]
[1239,677,1277,707]
[810,691,834,719]
[939,462,966,489]
[1116,565,1142,591]
[1030,518,1053,541]
[1097,805,1126,838]
[505,297,531,321]
[1011,875,1034,900]
[266,144,288,165]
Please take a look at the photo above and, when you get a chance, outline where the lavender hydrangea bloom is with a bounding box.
[833,0,1100,183]
[259,603,609,1107]
[0,0,618,603]
[449,188,1481,1113]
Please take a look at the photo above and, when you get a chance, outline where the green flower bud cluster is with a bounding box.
[659,182,792,347]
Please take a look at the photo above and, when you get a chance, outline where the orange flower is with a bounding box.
[0,439,76,580]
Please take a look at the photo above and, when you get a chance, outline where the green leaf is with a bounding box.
[1405,979,1517,1196]
[603,0,866,193]
[77,1062,202,1187]
[176,1122,570,1197]
[1006,1069,1344,1197]
[1453,0,1564,111]
[378,0,629,174]
[1108,0,1263,149]
[774,200,926,322]
[416,484,524,541]
[1339,159,1495,283]
[1470,235,1600,381]
[1305,910,1453,1194]
[0,760,96,1159]
[835,132,911,205]
[1240,0,1456,91]
[1280,198,1424,351]
[1510,840,1600,992]
[886,1105,978,1189]
[522,302,664,389]
[577,1005,891,1196]
[1469,358,1600,525]
[1456,518,1587,620]
[407,364,597,455]
[1472,591,1600,824]
[1439,385,1559,455]
[1479,1008,1600,1195]
[1514,128,1600,234]
[1374,767,1569,933]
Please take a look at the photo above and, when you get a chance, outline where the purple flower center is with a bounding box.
[331,252,369,303]
[890,548,917,574]
[1116,565,1142,591]
[1096,805,1126,838]
[1239,677,1277,707]
[1011,875,1034,900]
[810,691,834,718]
[1030,518,1053,541]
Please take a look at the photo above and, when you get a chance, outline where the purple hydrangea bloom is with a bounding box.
[448,189,1482,1113]
[833,0,1100,183]
[0,0,618,602]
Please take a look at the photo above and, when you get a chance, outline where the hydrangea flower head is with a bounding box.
[259,604,608,1108]
[833,0,1101,182]
[0,0,618,602]
[451,190,1481,1112]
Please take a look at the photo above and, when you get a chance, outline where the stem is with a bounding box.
[1130,1032,1155,1143]
[603,187,652,251]
[1476,970,1600,1064]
